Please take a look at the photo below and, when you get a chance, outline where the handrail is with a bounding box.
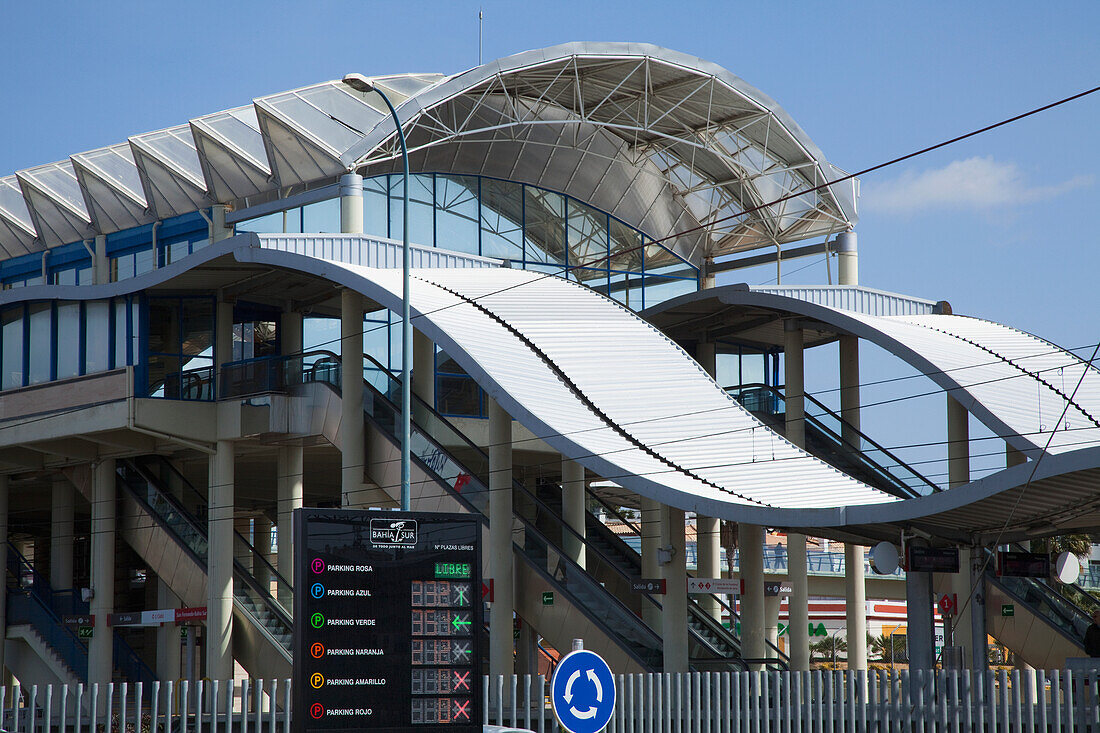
[728,382,940,497]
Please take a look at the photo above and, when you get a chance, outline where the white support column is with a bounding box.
[765,594,781,658]
[783,320,810,670]
[210,204,233,243]
[207,440,235,680]
[253,516,273,594]
[947,394,975,665]
[0,475,8,677]
[89,459,116,688]
[277,446,303,608]
[340,173,364,234]
[488,398,514,678]
[660,506,689,672]
[837,231,858,287]
[694,337,722,622]
[845,543,867,670]
[156,580,182,682]
[92,234,108,285]
[696,516,721,621]
[51,477,74,590]
[341,290,365,507]
[640,498,661,630]
[412,328,435,408]
[740,523,766,670]
[561,459,586,569]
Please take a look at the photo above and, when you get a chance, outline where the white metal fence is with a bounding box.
[4,669,1100,731]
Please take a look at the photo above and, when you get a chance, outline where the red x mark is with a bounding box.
[454,700,470,720]
[453,670,471,690]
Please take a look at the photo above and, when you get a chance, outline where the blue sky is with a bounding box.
[2,1,1097,484]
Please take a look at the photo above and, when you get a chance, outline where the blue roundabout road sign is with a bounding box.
[550,649,616,733]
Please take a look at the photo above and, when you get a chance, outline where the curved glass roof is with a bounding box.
[0,42,857,268]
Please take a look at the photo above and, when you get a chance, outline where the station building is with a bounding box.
[0,42,1095,689]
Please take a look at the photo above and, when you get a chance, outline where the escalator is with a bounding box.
[4,543,154,688]
[729,383,939,499]
[114,457,294,678]
[730,384,1100,667]
[295,352,762,672]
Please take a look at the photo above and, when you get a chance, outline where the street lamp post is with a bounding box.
[343,73,412,511]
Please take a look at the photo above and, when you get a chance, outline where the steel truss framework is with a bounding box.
[0,43,857,271]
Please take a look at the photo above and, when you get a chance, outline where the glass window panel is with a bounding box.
[190,236,211,252]
[238,211,283,234]
[302,197,340,233]
[716,353,741,389]
[523,187,566,265]
[56,303,80,379]
[303,316,340,360]
[131,302,141,369]
[284,207,302,234]
[609,272,645,310]
[642,276,697,310]
[134,246,155,277]
[2,307,23,389]
[644,242,692,272]
[387,176,404,242]
[180,298,213,357]
[147,298,177,354]
[167,240,190,265]
[435,175,479,255]
[85,301,110,374]
[523,262,567,278]
[480,179,524,261]
[397,174,434,247]
[389,315,403,373]
[567,199,608,269]
[437,375,483,417]
[362,314,388,369]
[362,178,388,238]
[436,351,468,376]
[610,219,644,273]
[569,268,609,293]
[114,300,129,367]
[110,253,135,282]
[54,268,77,286]
[146,355,180,398]
[28,303,51,385]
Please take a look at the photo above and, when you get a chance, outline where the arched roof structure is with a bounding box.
[8,233,1100,544]
[0,43,857,267]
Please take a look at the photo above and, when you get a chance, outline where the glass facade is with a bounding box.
[0,297,138,392]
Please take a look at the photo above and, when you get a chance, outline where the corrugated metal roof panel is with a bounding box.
[752,285,939,317]
[253,233,501,269]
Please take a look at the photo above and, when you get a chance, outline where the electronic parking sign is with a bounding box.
[293,509,482,732]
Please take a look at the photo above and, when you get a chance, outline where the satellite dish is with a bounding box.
[869,542,900,575]
[1056,552,1081,584]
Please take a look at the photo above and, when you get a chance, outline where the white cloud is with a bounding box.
[862,156,1092,215]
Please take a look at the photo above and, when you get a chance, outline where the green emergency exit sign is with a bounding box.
[1002,604,1014,617]
[542,592,554,606]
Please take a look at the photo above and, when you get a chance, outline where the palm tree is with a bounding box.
[869,632,907,667]
[809,636,847,667]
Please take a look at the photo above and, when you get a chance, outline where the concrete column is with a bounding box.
[340,173,364,234]
[157,580,182,681]
[488,398,514,678]
[277,446,303,608]
[787,534,810,670]
[92,234,108,285]
[946,394,974,664]
[341,290,365,507]
[694,337,722,622]
[696,516,721,621]
[561,459,586,569]
[215,300,233,397]
[905,561,935,670]
[845,543,867,670]
[765,594,781,657]
[412,328,435,406]
[0,475,8,677]
[254,516,273,594]
[837,231,857,287]
[210,204,233,243]
[660,506,689,672]
[640,498,662,630]
[740,523,766,669]
[783,320,810,670]
[207,440,235,680]
[51,477,74,589]
[89,458,116,688]
[515,620,537,679]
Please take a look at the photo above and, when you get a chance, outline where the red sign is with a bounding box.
[454,474,472,493]
[175,606,208,624]
[482,580,494,602]
[938,594,957,616]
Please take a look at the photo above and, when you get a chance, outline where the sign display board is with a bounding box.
[632,578,667,594]
[907,546,960,573]
[293,509,482,733]
[998,551,1051,578]
[687,578,739,595]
